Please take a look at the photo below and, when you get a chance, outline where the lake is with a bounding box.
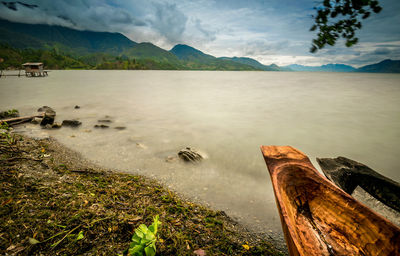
[1,70,399,240]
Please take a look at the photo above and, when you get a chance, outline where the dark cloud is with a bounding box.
[149,2,187,43]
[1,1,38,11]
[373,48,391,55]
[0,0,188,45]
[241,40,291,56]
[344,46,400,66]
[0,0,398,66]
[193,18,216,41]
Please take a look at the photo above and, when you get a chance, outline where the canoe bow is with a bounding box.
[261,145,400,256]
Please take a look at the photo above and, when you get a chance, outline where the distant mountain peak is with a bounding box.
[171,44,198,50]
[219,56,285,71]
[170,44,214,61]
[170,44,208,55]
[357,59,400,73]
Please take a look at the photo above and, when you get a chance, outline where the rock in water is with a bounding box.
[74,105,80,109]
[52,122,62,129]
[165,155,178,163]
[62,120,82,127]
[44,122,62,129]
[94,124,109,128]
[31,117,43,124]
[178,147,203,163]
[98,119,112,123]
[37,106,53,112]
[40,107,56,126]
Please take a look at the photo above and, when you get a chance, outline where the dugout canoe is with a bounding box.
[260,145,400,256]
[317,156,400,213]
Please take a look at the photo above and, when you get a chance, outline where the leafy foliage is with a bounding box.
[0,44,89,69]
[128,215,161,256]
[310,0,382,52]
[0,109,19,119]
[0,121,9,131]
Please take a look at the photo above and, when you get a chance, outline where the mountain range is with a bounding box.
[0,18,399,73]
[284,64,356,72]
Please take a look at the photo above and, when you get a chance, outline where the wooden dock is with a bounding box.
[0,69,48,78]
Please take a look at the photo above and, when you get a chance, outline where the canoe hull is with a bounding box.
[261,146,400,256]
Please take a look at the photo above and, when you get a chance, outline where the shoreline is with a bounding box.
[0,129,286,255]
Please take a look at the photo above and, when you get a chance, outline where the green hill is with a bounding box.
[123,43,184,69]
[0,18,136,56]
[220,57,286,71]
[170,44,259,70]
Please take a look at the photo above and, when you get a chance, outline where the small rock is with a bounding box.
[52,122,62,129]
[94,124,109,128]
[31,117,43,124]
[136,143,147,149]
[43,123,61,129]
[178,147,203,163]
[62,120,82,127]
[40,112,56,126]
[114,126,126,130]
[84,129,92,133]
[165,155,178,163]
[37,106,53,112]
[74,105,80,109]
[98,119,112,123]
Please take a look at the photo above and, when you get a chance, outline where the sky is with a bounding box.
[1,0,400,67]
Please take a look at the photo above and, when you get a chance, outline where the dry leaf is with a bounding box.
[2,198,12,206]
[194,249,206,256]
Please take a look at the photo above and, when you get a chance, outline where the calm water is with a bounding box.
[1,70,400,238]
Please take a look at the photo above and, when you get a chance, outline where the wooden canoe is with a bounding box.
[260,146,400,256]
[317,156,400,213]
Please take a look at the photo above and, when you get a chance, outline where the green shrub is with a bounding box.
[128,215,161,256]
[0,109,19,119]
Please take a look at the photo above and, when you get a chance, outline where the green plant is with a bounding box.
[0,121,9,131]
[5,133,17,145]
[128,215,161,256]
[0,109,19,119]
[7,109,19,116]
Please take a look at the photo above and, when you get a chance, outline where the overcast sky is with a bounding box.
[1,0,400,67]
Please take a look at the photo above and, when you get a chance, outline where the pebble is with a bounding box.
[94,124,109,128]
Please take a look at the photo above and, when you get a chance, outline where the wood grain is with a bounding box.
[261,145,400,256]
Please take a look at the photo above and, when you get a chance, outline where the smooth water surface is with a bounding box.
[1,70,399,239]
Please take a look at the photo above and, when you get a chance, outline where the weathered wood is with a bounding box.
[260,145,400,256]
[317,156,400,213]
[0,114,43,125]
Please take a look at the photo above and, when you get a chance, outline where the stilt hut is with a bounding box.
[22,62,48,77]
